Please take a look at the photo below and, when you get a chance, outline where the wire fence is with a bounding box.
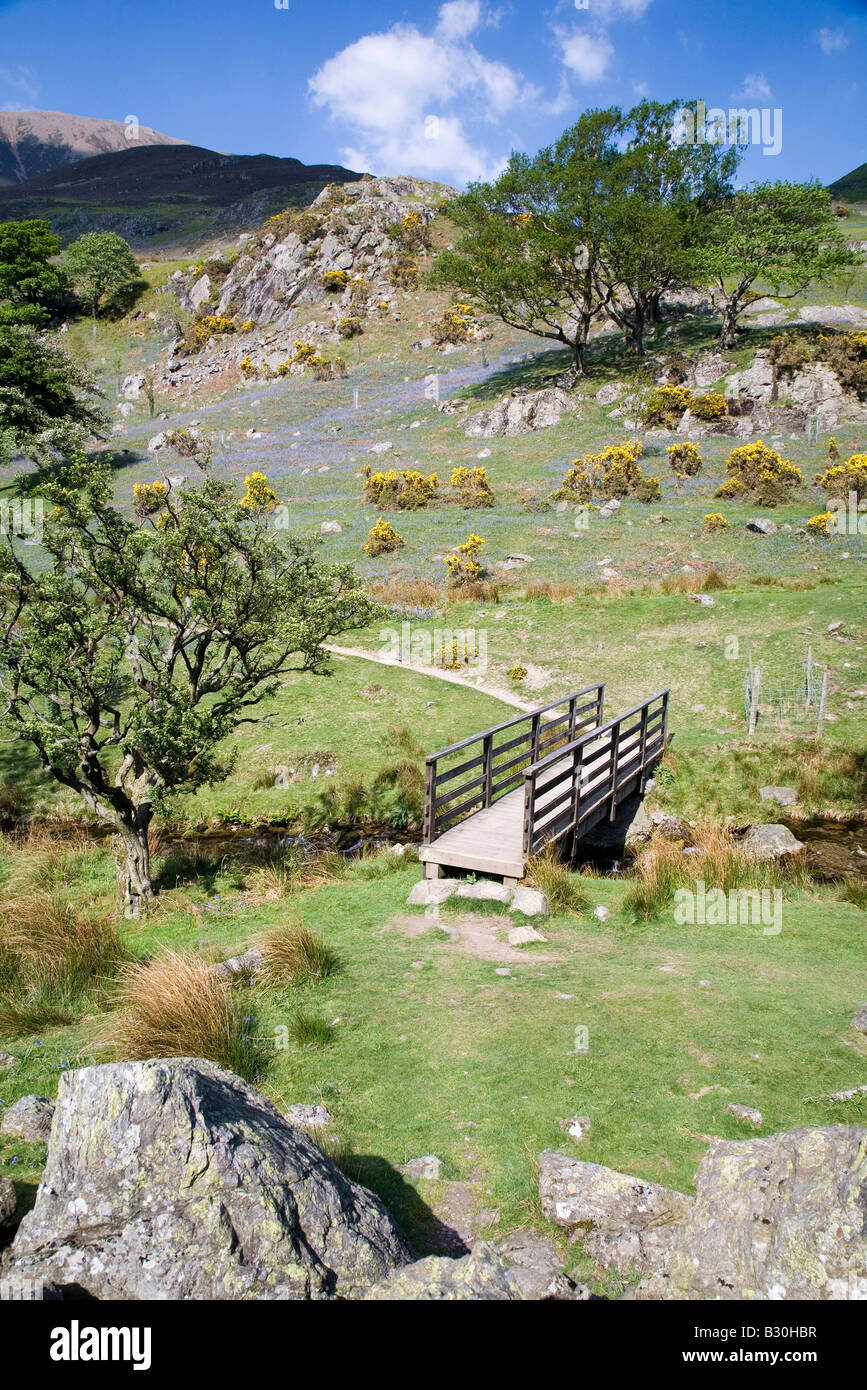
[744,650,828,738]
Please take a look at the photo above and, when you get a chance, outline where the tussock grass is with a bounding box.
[524,578,577,602]
[288,1009,334,1048]
[367,575,444,609]
[256,921,337,987]
[112,949,267,1081]
[528,846,590,915]
[838,879,867,910]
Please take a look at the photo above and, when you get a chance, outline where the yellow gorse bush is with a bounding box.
[806,512,837,536]
[814,453,867,502]
[703,512,729,532]
[667,441,703,476]
[133,481,168,518]
[444,533,485,585]
[450,465,494,508]
[363,517,405,556]
[716,441,803,507]
[553,440,659,503]
[239,473,278,512]
[362,468,438,510]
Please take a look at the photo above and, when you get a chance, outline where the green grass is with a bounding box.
[1,841,864,1274]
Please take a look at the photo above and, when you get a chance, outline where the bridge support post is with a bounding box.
[423,862,441,880]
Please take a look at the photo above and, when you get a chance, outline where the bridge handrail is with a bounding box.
[423,684,605,844]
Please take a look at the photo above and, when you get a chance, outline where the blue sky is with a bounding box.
[0,0,864,187]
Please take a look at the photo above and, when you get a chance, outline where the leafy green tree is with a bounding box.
[0,457,379,906]
[431,109,623,376]
[0,325,105,465]
[697,181,860,348]
[62,231,140,322]
[0,219,68,326]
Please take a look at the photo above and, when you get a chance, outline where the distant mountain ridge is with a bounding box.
[0,109,187,186]
[828,162,867,204]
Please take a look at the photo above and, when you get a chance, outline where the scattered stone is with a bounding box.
[214,948,264,980]
[828,619,843,633]
[850,1005,867,1034]
[595,381,626,406]
[8,1058,413,1299]
[494,967,511,977]
[496,1229,589,1300]
[593,905,610,922]
[747,517,778,536]
[510,886,550,917]
[507,924,548,946]
[0,1051,14,1068]
[759,786,797,806]
[285,1104,333,1130]
[407,878,460,906]
[825,1085,867,1103]
[598,498,621,519]
[320,520,342,534]
[540,1150,693,1278]
[368,440,394,455]
[727,1104,763,1126]
[637,1125,867,1300]
[399,1155,443,1181]
[0,1095,54,1141]
[456,880,512,905]
[742,824,805,860]
[559,1115,592,1141]
[363,1243,522,1300]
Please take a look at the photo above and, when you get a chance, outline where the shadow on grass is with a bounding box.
[338,1154,471,1257]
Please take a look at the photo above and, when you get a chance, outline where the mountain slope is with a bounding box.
[0,109,186,186]
[828,162,867,202]
[0,143,363,247]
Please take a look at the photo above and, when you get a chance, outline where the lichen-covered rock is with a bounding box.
[495,1229,590,1300]
[510,886,549,917]
[0,1175,16,1228]
[8,1058,413,1300]
[637,1126,867,1300]
[539,1150,693,1278]
[851,1005,867,1034]
[0,1095,55,1141]
[362,1243,522,1300]
[407,877,460,906]
[742,824,805,859]
[464,387,576,438]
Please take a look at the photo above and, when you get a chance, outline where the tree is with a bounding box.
[0,219,68,327]
[0,456,379,907]
[0,325,105,465]
[594,101,741,353]
[430,109,623,377]
[697,181,860,348]
[62,231,140,322]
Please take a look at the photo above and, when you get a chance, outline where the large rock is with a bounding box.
[0,1095,54,1141]
[8,1058,413,1300]
[496,1229,590,1300]
[637,1126,867,1300]
[539,1150,693,1278]
[0,1176,16,1228]
[464,387,575,438]
[363,1243,522,1300]
[741,824,805,860]
[724,350,775,404]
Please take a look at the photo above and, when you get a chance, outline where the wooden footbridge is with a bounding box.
[420,685,669,883]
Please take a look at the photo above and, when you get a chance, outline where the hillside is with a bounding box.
[0,109,186,186]
[829,161,867,203]
[0,142,364,247]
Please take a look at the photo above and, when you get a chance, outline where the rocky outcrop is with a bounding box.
[0,1095,54,1141]
[463,387,577,438]
[0,1176,16,1229]
[362,1243,522,1300]
[7,1058,413,1300]
[637,1126,867,1300]
[540,1150,693,1278]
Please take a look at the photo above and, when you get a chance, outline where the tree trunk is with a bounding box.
[570,333,587,375]
[630,308,645,355]
[720,299,739,349]
[113,811,154,915]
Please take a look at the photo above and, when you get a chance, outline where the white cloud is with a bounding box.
[632,81,649,98]
[587,0,653,17]
[0,64,38,100]
[817,27,848,55]
[308,4,533,184]
[555,28,614,83]
[733,72,771,101]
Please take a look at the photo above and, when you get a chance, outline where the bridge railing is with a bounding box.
[423,685,605,844]
[522,689,669,858]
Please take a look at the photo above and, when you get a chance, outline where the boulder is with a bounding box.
[507,924,548,946]
[464,387,575,438]
[510,886,550,917]
[213,947,264,980]
[320,520,342,534]
[724,350,775,405]
[120,373,145,399]
[539,1150,693,1278]
[189,274,212,311]
[456,880,512,905]
[851,1005,867,1034]
[407,877,461,906]
[496,1229,589,1300]
[747,517,778,535]
[363,1243,522,1300]
[797,303,867,327]
[398,1155,442,1181]
[758,786,797,806]
[8,1058,413,1300]
[595,382,625,406]
[741,824,805,860]
[637,1126,867,1300]
[727,1104,763,1126]
[284,1104,333,1130]
[0,1095,54,1141]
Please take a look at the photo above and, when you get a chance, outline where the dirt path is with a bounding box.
[323,643,534,713]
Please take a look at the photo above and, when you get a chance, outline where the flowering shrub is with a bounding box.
[806,512,837,536]
[689,392,727,421]
[815,332,867,397]
[431,304,474,345]
[643,385,692,427]
[450,465,494,509]
[349,277,371,314]
[444,533,485,586]
[716,441,803,506]
[238,320,256,333]
[508,664,528,682]
[363,517,405,556]
[291,340,317,364]
[183,313,237,351]
[309,354,348,381]
[827,436,840,462]
[389,254,418,289]
[337,316,363,339]
[768,334,812,376]
[133,480,167,518]
[553,441,659,503]
[666,441,702,476]
[363,467,439,510]
[239,354,258,379]
[814,453,867,503]
[240,472,277,512]
[703,512,729,532]
[323,269,349,292]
